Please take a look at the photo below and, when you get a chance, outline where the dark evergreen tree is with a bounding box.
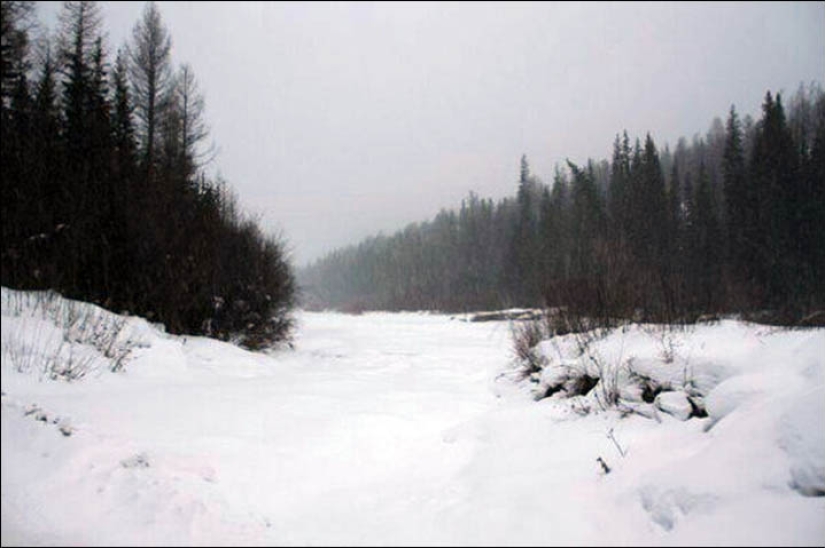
[804,92,825,309]
[787,86,825,311]
[2,72,33,285]
[507,154,539,305]
[666,158,682,257]
[31,42,66,286]
[608,131,631,239]
[567,160,604,279]
[1,1,37,288]
[638,134,668,265]
[689,162,723,312]
[749,92,799,309]
[722,105,749,270]
[0,0,34,109]
[1,1,296,347]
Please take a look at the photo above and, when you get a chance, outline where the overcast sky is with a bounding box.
[36,1,824,266]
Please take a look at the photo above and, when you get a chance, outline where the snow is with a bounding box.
[654,391,693,421]
[2,287,824,546]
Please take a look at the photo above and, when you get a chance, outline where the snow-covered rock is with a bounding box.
[618,383,645,403]
[654,390,693,421]
[538,363,573,389]
[618,401,661,421]
[536,362,599,399]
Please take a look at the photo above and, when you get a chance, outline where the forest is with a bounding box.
[3,1,823,341]
[301,85,825,325]
[1,1,296,348]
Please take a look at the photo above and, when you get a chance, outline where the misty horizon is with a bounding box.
[31,1,824,267]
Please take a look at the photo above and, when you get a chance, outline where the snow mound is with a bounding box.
[3,294,824,546]
[529,322,823,423]
[523,319,825,542]
[780,387,825,496]
[1,287,159,381]
[654,390,693,420]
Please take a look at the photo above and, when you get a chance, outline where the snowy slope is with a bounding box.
[2,288,823,546]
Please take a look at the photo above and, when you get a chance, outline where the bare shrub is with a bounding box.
[47,341,95,382]
[510,317,548,376]
[2,288,138,379]
[590,351,622,411]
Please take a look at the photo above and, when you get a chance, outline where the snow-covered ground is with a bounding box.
[2,287,823,546]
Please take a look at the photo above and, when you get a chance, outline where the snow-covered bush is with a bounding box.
[514,320,727,421]
[1,287,147,380]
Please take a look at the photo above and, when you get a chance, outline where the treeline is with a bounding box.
[1,1,295,348]
[301,85,825,324]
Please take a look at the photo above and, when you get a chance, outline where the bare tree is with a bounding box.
[174,62,213,177]
[56,1,101,66]
[0,0,35,107]
[128,1,171,178]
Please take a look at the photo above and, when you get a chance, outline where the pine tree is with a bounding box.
[750,92,798,309]
[508,154,539,305]
[690,161,723,312]
[640,133,668,264]
[0,0,34,110]
[111,48,136,176]
[0,1,35,283]
[722,105,751,292]
[32,42,65,258]
[666,158,682,255]
[3,72,33,283]
[805,92,825,308]
[567,159,605,279]
[58,1,101,152]
[788,87,825,310]
[537,185,554,292]
[608,131,631,239]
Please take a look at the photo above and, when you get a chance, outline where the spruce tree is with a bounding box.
[608,131,631,239]
[750,92,798,309]
[0,0,34,109]
[722,105,751,294]
[691,162,723,312]
[509,154,538,305]
[805,93,825,308]
[32,42,65,277]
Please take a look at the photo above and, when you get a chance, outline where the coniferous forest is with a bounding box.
[3,1,823,338]
[301,85,825,325]
[1,1,296,348]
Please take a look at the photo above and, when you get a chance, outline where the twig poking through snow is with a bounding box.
[607,427,626,458]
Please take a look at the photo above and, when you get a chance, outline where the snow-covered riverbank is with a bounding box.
[2,289,823,545]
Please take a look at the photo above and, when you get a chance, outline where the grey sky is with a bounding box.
[35,1,825,266]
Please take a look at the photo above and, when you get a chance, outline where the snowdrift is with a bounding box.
[2,287,823,545]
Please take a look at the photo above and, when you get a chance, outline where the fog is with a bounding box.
[35,1,825,266]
